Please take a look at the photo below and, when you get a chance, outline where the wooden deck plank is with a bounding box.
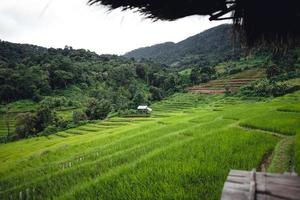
[224,182,250,192]
[256,194,283,200]
[221,188,249,200]
[221,170,300,200]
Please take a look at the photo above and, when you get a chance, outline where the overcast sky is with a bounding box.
[0,0,229,55]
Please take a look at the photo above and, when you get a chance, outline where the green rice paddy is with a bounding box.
[0,92,299,200]
[0,113,16,138]
[0,100,37,138]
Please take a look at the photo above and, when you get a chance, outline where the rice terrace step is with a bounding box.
[188,78,261,94]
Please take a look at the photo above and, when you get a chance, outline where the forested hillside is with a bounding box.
[0,40,183,104]
[125,24,241,68]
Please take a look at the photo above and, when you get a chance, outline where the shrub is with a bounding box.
[14,106,61,139]
[40,96,68,109]
[224,84,231,96]
[240,79,288,97]
[132,92,147,108]
[32,92,42,102]
[119,109,137,116]
[190,66,216,84]
[15,113,37,138]
[35,106,56,132]
[150,86,163,101]
[41,125,58,136]
[85,98,111,120]
[72,111,88,124]
[67,100,74,107]
[53,115,68,129]
[225,65,242,75]
[266,64,283,79]
[66,123,77,129]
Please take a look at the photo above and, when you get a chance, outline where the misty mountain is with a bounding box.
[124,24,241,68]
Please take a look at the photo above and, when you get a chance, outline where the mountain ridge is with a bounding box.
[124,24,241,68]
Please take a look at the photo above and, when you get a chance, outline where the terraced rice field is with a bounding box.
[0,100,37,138]
[0,106,81,138]
[188,68,265,94]
[0,113,17,138]
[0,92,299,200]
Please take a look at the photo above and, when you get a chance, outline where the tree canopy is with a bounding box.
[0,40,184,105]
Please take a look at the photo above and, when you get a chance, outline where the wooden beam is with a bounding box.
[210,16,235,21]
[209,4,236,21]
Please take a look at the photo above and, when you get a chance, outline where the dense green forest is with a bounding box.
[125,24,241,68]
[0,41,183,104]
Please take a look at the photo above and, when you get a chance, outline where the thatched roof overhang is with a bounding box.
[88,0,300,47]
[89,0,227,20]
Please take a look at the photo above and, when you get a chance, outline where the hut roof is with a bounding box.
[137,105,152,112]
[88,0,300,47]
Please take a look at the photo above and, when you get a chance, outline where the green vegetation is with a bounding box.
[0,100,37,113]
[214,54,268,76]
[0,41,182,105]
[240,111,300,136]
[187,46,300,96]
[85,98,111,120]
[0,91,299,199]
[190,66,216,84]
[0,113,16,138]
[0,100,38,139]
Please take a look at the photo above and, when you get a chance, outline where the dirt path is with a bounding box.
[258,151,274,172]
[267,137,295,173]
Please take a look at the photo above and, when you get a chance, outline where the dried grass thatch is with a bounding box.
[89,0,226,20]
[88,0,300,48]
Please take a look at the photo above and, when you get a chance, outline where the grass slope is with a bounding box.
[0,92,300,200]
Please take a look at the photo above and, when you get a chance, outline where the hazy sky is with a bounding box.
[0,0,229,55]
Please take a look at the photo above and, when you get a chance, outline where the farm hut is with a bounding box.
[137,105,152,114]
